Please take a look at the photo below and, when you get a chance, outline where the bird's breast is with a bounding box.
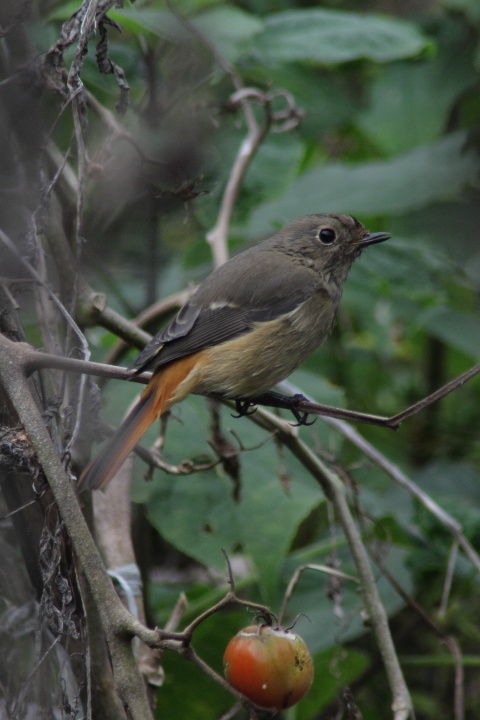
[191,291,338,399]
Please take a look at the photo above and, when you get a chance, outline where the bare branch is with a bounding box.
[278,563,359,625]
[241,406,413,720]
[322,416,480,574]
[369,544,465,720]
[0,334,157,719]
[439,539,460,619]
[207,88,302,268]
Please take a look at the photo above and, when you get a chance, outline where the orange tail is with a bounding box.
[78,352,205,491]
[78,390,159,491]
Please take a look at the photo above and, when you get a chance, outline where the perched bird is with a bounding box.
[79,214,389,490]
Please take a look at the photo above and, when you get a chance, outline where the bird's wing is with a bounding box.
[130,248,318,373]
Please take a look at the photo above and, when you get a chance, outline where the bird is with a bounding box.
[78,213,390,491]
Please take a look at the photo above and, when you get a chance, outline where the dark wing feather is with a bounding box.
[129,303,201,373]
[130,244,319,374]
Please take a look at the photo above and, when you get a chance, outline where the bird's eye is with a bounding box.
[318,228,336,245]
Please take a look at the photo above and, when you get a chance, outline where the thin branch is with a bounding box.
[206,88,302,268]
[278,563,359,625]
[278,379,480,573]
[243,406,413,720]
[323,416,480,574]
[86,89,164,165]
[21,342,480,439]
[165,2,301,268]
[0,228,89,359]
[164,592,188,634]
[174,589,271,642]
[94,304,152,349]
[369,543,465,720]
[206,101,269,267]
[182,644,259,718]
[245,363,480,428]
[23,349,137,382]
[439,540,460,618]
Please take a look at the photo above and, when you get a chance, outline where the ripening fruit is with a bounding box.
[223,624,314,710]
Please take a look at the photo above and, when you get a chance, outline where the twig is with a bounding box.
[278,563,359,625]
[439,539,459,618]
[182,644,259,718]
[323,416,480,574]
[21,342,480,440]
[207,87,302,268]
[245,364,480,428]
[369,544,464,720]
[278,380,480,573]
[206,96,270,268]
[164,592,188,633]
[166,2,301,268]
[243,406,413,720]
[23,349,138,382]
[0,228,89,359]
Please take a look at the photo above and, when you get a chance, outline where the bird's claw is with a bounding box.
[289,410,317,427]
[286,393,316,426]
[232,399,258,419]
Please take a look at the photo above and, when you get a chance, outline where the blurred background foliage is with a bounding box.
[6,0,480,717]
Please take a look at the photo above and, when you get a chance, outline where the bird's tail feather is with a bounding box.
[77,351,205,491]
[78,391,158,491]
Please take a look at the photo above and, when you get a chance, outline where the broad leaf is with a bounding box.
[248,132,479,232]
[359,18,478,153]
[141,397,324,602]
[248,9,433,65]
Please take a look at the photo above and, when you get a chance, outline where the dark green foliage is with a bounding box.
[28,0,480,717]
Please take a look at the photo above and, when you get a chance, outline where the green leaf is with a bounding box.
[283,546,413,653]
[359,19,478,153]
[247,132,479,232]
[298,648,369,718]
[242,133,305,207]
[238,448,325,602]
[192,6,262,65]
[109,8,183,41]
[141,398,324,603]
[248,9,433,66]
[111,5,261,64]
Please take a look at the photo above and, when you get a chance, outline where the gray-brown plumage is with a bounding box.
[79,213,389,490]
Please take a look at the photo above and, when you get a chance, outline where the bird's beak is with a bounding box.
[354,231,391,247]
